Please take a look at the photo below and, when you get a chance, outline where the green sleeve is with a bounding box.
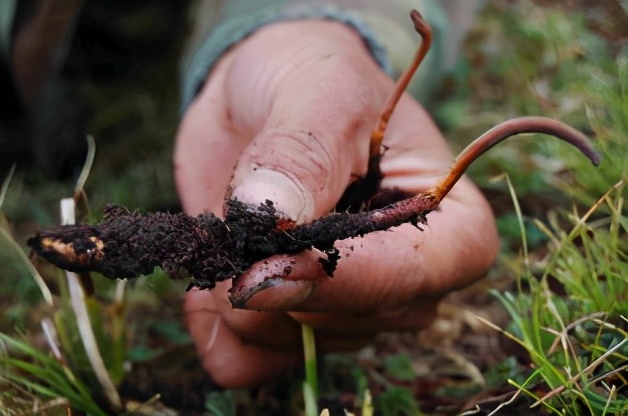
[180,0,472,113]
[0,0,18,56]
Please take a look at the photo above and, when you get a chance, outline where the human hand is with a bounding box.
[174,19,499,388]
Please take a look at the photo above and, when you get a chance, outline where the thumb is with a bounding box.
[220,20,394,308]
[224,22,389,221]
[228,126,365,222]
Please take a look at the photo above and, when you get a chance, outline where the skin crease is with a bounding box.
[174,19,499,388]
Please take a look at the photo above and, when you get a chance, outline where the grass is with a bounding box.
[0,332,108,416]
[302,324,320,416]
[0,1,627,415]
[486,178,627,414]
[450,2,627,413]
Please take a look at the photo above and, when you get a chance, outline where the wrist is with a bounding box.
[181,11,392,113]
[265,18,371,48]
[227,18,385,75]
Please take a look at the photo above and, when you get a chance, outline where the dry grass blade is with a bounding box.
[530,337,628,408]
[60,198,122,410]
[0,226,53,306]
[74,135,96,200]
[0,164,16,210]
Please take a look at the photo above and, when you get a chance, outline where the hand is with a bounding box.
[174,19,499,388]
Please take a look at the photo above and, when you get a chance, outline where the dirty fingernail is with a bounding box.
[238,279,314,310]
[230,168,314,222]
[229,255,316,310]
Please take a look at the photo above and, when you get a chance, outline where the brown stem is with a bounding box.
[369,9,432,156]
[424,116,602,203]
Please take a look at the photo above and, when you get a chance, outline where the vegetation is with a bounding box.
[1,1,626,415]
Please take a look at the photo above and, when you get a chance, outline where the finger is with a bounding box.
[290,298,440,333]
[206,283,383,348]
[185,289,300,388]
[174,50,250,216]
[208,281,303,350]
[377,94,458,190]
[184,289,374,388]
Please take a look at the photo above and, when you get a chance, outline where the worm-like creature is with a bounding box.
[27,11,601,300]
[28,116,600,293]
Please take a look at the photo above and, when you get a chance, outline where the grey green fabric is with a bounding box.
[0,0,17,55]
[1,1,483,119]
[180,0,481,113]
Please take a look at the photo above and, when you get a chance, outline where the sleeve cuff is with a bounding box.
[0,0,18,56]
[180,4,392,115]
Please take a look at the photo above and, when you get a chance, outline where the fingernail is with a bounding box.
[231,168,314,222]
[239,279,314,310]
[229,256,315,310]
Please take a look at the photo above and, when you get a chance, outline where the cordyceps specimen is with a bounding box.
[28,11,601,307]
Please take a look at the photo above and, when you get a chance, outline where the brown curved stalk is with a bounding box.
[337,10,432,211]
[369,9,432,156]
[425,116,602,204]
